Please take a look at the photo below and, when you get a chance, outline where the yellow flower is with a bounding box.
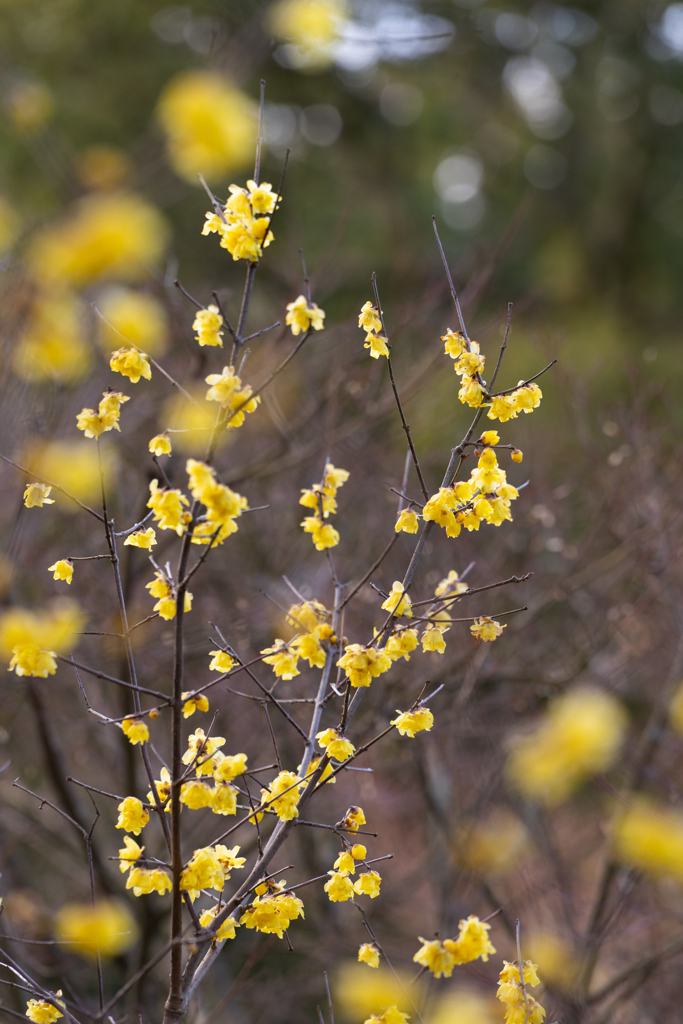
[358,301,382,333]
[511,448,523,463]
[28,193,169,288]
[22,440,106,505]
[48,560,73,584]
[364,333,389,359]
[413,938,456,978]
[214,753,248,782]
[13,290,91,384]
[381,581,412,618]
[147,435,171,459]
[214,844,246,878]
[124,527,157,550]
[121,717,149,745]
[240,885,304,938]
[180,779,214,810]
[338,644,392,688]
[55,900,137,958]
[76,391,129,438]
[147,479,190,534]
[118,835,142,874]
[511,381,542,414]
[352,844,367,859]
[25,1001,62,1024]
[145,572,192,620]
[157,72,256,183]
[97,287,169,356]
[334,850,357,875]
[445,915,496,964]
[261,770,302,821]
[300,515,340,550]
[183,728,226,769]
[434,570,467,599]
[421,626,448,651]
[262,639,300,680]
[147,767,171,809]
[199,906,240,941]
[110,347,151,383]
[209,649,234,673]
[269,0,347,67]
[211,782,239,816]
[364,1008,410,1024]
[395,509,419,533]
[180,847,225,895]
[470,617,505,643]
[391,707,434,738]
[353,870,381,898]
[204,366,260,426]
[442,328,466,359]
[479,429,500,445]
[421,488,460,538]
[324,871,355,901]
[358,942,380,968]
[24,482,54,508]
[116,796,149,835]
[126,866,172,897]
[0,600,84,677]
[384,628,418,662]
[182,691,210,717]
[201,181,278,262]
[285,294,326,335]
[496,961,545,1024]
[193,305,224,347]
[613,800,683,881]
[292,631,327,668]
[8,644,57,677]
[458,376,484,408]
[506,686,627,805]
[344,805,366,831]
[486,395,516,422]
[316,727,355,761]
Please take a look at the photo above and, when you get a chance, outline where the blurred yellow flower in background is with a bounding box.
[97,287,169,356]
[614,800,683,882]
[55,901,137,958]
[22,439,114,505]
[75,145,134,192]
[157,71,256,183]
[455,808,529,877]
[506,686,627,805]
[525,929,577,991]
[161,386,224,454]
[27,193,169,288]
[0,599,85,661]
[13,290,90,383]
[268,0,347,68]
[427,989,498,1024]
[335,963,414,1021]
[0,195,21,255]
[6,80,54,133]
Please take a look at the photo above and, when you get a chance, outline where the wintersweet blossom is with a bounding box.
[353,870,381,897]
[334,851,356,875]
[384,628,418,662]
[180,779,214,810]
[364,1008,409,1024]
[413,938,456,978]
[201,180,278,261]
[183,728,226,769]
[325,870,355,901]
[458,376,485,408]
[182,691,209,717]
[435,570,468,598]
[48,560,73,584]
[381,581,412,617]
[215,844,246,879]
[193,305,224,347]
[343,806,366,831]
[512,448,523,462]
[395,508,419,533]
[261,770,302,821]
[470,617,505,642]
[76,391,129,438]
[421,626,447,654]
[110,347,151,383]
[126,867,172,897]
[442,328,466,359]
[121,718,149,745]
[358,301,382,333]
[118,836,142,873]
[292,631,327,668]
[116,796,149,835]
[186,459,249,543]
[25,1001,62,1023]
[316,727,355,761]
[147,479,190,534]
[124,527,157,550]
[391,707,434,738]
[209,649,234,673]
[261,639,300,680]
[55,900,137,958]
[24,482,54,507]
[145,573,192,620]
[364,333,389,359]
[240,884,304,938]
[204,366,260,426]
[147,767,171,809]
[445,915,496,963]
[358,942,380,968]
[180,847,224,896]
[148,434,171,456]
[211,782,239,815]
[199,906,240,941]
[300,515,340,550]
[421,488,461,538]
[338,644,392,687]
[285,294,326,335]
[497,961,545,1024]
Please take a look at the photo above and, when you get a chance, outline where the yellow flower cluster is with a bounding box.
[324,868,381,901]
[497,961,545,1024]
[421,451,519,542]
[124,527,157,550]
[333,843,367,875]
[506,686,627,805]
[338,643,392,688]
[76,391,129,439]
[110,347,151,383]
[25,1001,62,1024]
[391,706,434,738]
[0,600,84,677]
[286,294,326,335]
[180,846,225,897]
[121,717,149,745]
[199,906,240,941]
[261,769,303,821]
[202,180,279,262]
[126,866,173,897]
[413,916,496,978]
[384,628,418,662]
[55,900,137,958]
[488,383,542,423]
[343,805,366,831]
[193,305,224,347]
[240,880,305,938]
[186,458,249,544]
[317,727,355,761]
[205,365,260,427]
[145,572,193,621]
[182,691,210,717]
[443,327,544,421]
[300,461,349,550]
[470,616,505,642]
[364,1008,409,1024]
[269,0,347,68]
[147,479,191,534]
[358,300,389,359]
[260,600,335,677]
